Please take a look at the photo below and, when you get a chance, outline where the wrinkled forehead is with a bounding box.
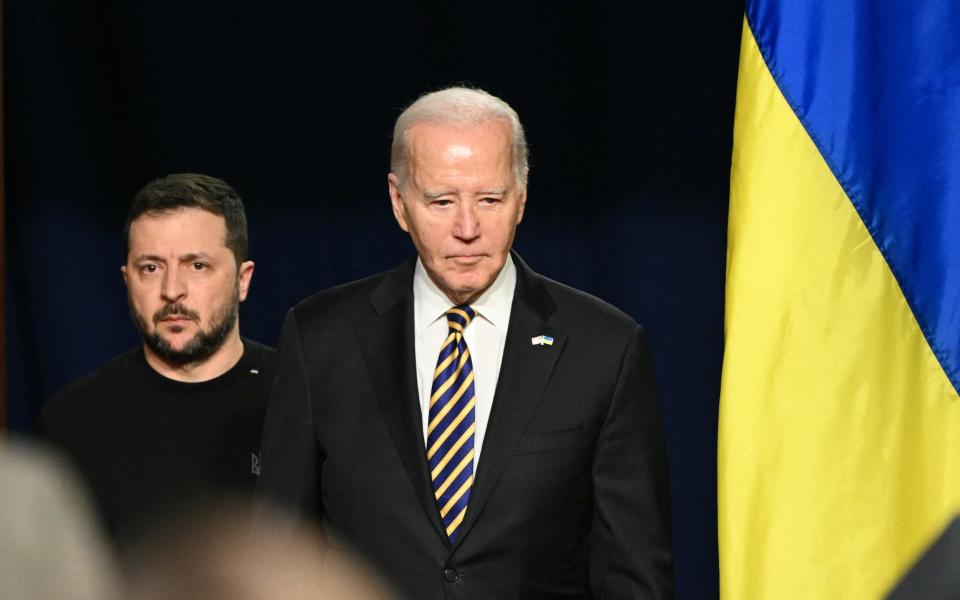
[407,118,513,150]
[406,120,515,177]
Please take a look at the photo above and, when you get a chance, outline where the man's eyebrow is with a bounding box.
[179,252,213,262]
[422,188,508,199]
[131,252,214,263]
[132,254,166,263]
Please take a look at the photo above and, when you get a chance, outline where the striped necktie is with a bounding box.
[427,305,477,543]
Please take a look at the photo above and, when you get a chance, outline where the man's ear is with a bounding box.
[388,173,410,233]
[237,260,255,302]
[121,265,129,287]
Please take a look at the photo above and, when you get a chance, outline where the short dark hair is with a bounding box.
[124,173,248,264]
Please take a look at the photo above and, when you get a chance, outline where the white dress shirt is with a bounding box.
[413,255,517,471]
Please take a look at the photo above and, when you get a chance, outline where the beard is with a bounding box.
[129,285,240,367]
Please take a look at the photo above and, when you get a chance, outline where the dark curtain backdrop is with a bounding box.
[5,2,741,598]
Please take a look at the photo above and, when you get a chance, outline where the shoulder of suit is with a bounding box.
[286,266,404,332]
[527,269,641,332]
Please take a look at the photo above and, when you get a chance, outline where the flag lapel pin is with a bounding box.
[531,335,555,347]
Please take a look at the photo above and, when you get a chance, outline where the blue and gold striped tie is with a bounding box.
[427,305,477,543]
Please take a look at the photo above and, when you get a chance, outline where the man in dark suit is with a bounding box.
[258,87,673,598]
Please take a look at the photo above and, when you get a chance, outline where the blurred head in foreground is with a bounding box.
[123,500,396,600]
[0,438,121,600]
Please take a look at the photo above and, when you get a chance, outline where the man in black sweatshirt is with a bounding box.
[40,174,276,543]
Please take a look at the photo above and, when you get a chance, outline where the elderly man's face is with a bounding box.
[122,207,253,366]
[388,119,526,305]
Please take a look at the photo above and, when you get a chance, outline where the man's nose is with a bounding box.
[453,203,480,241]
[160,267,187,302]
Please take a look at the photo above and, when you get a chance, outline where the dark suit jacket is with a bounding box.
[258,254,673,599]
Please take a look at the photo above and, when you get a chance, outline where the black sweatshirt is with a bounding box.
[39,338,276,542]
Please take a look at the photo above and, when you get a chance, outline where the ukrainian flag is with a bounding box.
[718,1,960,598]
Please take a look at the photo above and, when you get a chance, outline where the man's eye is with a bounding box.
[480,197,502,204]
[141,264,158,273]
[432,199,453,207]
[191,262,207,271]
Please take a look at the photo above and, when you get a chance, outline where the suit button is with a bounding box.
[443,568,459,582]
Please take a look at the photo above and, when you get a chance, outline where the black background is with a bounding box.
[5,2,742,597]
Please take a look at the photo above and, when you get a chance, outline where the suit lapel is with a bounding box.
[455,254,566,545]
[356,260,448,543]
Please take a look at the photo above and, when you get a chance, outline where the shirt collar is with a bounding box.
[413,254,517,334]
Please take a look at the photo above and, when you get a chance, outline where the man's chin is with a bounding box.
[149,331,193,351]
[163,329,196,343]
[142,331,218,366]
[155,341,193,355]
[451,273,492,291]
[440,279,493,304]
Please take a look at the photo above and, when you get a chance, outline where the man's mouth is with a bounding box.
[450,254,484,265]
[161,316,194,323]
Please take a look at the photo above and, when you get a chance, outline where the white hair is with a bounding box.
[390,86,529,188]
